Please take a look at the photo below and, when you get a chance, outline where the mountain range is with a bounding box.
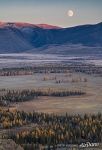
[0,21,102,54]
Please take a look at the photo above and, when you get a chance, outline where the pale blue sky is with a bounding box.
[0,0,102,27]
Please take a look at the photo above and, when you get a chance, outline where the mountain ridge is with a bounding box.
[0,21,102,54]
[0,21,61,29]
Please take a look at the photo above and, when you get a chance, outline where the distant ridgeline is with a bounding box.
[0,22,102,54]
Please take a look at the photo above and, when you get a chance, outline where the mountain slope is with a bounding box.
[0,22,102,53]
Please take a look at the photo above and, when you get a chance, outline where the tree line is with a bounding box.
[0,89,85,106]
[0,63,102,76]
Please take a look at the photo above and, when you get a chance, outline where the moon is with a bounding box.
[67,10,74,17]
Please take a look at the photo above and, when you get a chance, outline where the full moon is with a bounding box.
[67,10,74,17]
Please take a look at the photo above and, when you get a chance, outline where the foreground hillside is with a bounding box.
[0,137,23,150]
[0,22,102,54]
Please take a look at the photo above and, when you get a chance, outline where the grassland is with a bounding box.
[0,70,102,114]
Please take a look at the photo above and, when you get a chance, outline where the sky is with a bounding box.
[0,0,102,27]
